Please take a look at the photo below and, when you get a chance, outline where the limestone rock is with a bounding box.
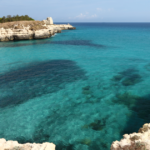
[34,29,51,39]
[0,18,76,42]
[0,139,55,150]
[111,123,150,150]
[70,27,76,29]
[44,143,55,150]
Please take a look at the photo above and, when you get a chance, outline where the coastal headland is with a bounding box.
[0,17,76,42]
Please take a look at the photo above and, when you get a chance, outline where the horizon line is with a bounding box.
[54,22,150,23]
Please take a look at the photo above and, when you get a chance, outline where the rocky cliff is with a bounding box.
[111,123,150,150]
[0,138,55,150]
[0,17,76,42]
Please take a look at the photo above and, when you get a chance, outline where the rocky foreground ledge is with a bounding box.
[1,123,150,150]
[111,123,150,150]
[0,138,55,150]
[0,17,76,42]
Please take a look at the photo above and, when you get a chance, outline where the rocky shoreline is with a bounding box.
[0,139,55,150]
[0,17,76,42]
[1,123,150,150]
[111,123,150,150]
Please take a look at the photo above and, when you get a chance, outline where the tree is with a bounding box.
[0,15,34,23]
[7,15,11,18]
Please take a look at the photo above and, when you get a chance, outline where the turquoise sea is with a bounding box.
[0,23,150,150]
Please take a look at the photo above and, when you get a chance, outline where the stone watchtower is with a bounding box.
[43,17,53,25]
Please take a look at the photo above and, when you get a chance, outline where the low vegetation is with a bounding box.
[0,15,47,30]
[0,15,34,23]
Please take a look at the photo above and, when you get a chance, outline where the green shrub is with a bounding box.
[0,15,34,23]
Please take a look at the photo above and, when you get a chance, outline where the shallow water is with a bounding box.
[0,23,150,150]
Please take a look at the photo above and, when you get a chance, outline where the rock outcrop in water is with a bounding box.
[111,123,150,150]
[0,17,75,41]
[0,138,55,150]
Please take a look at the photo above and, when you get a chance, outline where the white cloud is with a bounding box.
[97,8,103,11]
[75,13,98,19]
[75,13,86,18]
[91,14,97,18]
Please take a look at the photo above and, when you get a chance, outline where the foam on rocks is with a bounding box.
[111,123,150,150]
[0,139,55,150]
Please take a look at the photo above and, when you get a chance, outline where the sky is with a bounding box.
[0,0,150,22]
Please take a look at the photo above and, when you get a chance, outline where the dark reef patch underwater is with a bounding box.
[0,40,105,49]
[0,59,86,108]
[1,23,150,150]
[111,68,143,86]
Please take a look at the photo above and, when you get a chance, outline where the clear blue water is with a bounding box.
[0,23,150,150]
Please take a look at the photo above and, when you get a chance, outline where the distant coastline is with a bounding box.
[0,17,76,42]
